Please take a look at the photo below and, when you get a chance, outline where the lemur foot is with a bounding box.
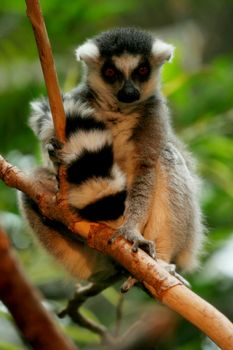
[46,137,64,163]
[121,276,138,293]
[109,227,156,259]
[158,260,191,288]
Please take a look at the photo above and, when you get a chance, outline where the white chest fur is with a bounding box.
[96,110,139,188]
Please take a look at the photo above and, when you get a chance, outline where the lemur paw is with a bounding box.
[158,260,191,288]
[109,227,156,259]
[46,137,64,164]
[121,276,138,293]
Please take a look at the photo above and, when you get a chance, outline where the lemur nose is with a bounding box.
[117,80,140,103]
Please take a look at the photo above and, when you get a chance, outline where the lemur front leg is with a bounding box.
[109,165,156,259]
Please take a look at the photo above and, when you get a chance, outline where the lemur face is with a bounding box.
[101,54,151,103]
[76,28,174,107]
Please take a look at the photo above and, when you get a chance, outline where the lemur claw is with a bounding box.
[173,271,191,288]
[158,260,191,288]
[131,238,156,259]
[109,227,156,259]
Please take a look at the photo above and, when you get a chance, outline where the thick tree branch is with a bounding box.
[0,227,77,350]
[88,225,233,349]
[1,156,233,349]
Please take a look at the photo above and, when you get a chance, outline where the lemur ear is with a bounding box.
[152,39,175,64]
[75,40,100,64]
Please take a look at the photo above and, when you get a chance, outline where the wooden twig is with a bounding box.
[114,294,124,336]
[0,227,77,350]
[1,156,233,349]
[25,0,65,142]
[25,0,68,203]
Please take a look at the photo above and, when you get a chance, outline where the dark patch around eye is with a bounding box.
[132,61,151,82]
[101,61,123,84]
[105,67,116,78]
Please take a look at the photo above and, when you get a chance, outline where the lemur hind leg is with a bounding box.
[120,262,190,294]
[58,274,121,337]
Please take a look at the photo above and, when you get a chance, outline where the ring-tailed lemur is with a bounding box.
[19,27,204,284]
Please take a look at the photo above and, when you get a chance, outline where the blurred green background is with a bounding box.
[0,1,233,349]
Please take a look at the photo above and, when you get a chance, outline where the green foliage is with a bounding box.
[0,1,233,349]
[0,310,25,350]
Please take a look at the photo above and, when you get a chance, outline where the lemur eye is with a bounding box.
[133,62,151,82]
[102,64,120,84]
[138,66,149,76]
[105,67,117,78]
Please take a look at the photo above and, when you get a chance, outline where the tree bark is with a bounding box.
[25,0,65,143]
[25,0,68,202]
[0,227,78,350]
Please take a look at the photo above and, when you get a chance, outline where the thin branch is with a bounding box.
[0,227,77,350]
[25,0,68,202]
[114,294,124,336]
[25,0,65,142]
[1,156,233,350]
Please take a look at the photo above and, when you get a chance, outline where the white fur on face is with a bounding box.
[75,40,100,63]
[61,129,112,164]
[112,54,141,78]
[152,39,175,63]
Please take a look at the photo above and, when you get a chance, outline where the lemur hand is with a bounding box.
[46,137,64,164]
[109,226,156,259]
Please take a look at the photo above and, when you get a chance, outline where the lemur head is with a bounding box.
[76,28,174,109]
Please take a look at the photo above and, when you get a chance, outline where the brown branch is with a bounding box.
[1,156,233,349]
[0,227,78,350]
[25,0,68,202]
[114,294,124,336]
[25,0,65,142]
[0,154,90,239]
[89,225,233,350]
